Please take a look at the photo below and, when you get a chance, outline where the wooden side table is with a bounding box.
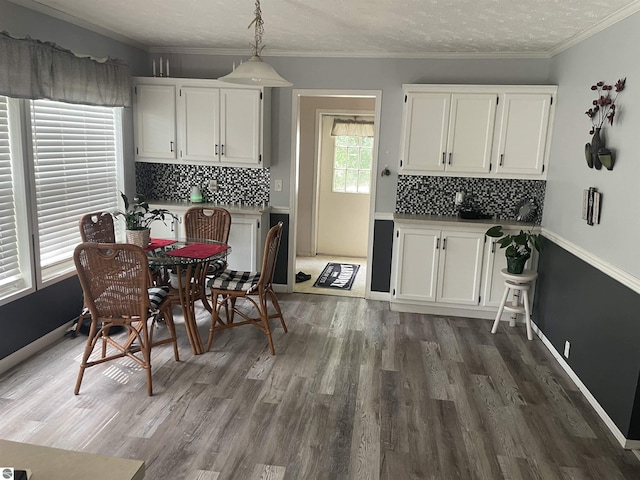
[491,268,538,340]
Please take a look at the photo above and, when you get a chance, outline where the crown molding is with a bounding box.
[547,0,640,56]
[7,0,148,51]
[148,45,552,59]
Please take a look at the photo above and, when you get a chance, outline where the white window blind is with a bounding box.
[31,100,120,271]
[0,96,21,289]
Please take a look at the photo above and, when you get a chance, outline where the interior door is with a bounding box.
[316,115,371,257]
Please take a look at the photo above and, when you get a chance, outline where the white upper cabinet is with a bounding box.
[219,88,262,165]
[401,93,450,172]
[134,77,270,168]
[445,94,497,174]
[494,93,552,176]
[178,86,220,162]
[135,84,177,160]
[400,84,556,179]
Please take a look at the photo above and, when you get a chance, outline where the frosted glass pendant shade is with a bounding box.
[218,56,292,87]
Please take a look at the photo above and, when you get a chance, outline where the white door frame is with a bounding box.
[312,109,375,257]
[289,89,383,298]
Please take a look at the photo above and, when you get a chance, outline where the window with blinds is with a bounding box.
[0,97,22,291]
[30,100,121,275]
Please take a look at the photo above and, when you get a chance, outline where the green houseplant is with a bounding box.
[115,192,174,247]
[485,225,543,274]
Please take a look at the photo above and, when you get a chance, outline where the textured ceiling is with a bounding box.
[10,0,640,56]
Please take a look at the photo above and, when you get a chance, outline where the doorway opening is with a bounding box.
[289,90,382,299]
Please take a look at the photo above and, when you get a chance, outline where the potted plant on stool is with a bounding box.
[486,226,544,274]
[115,192,174,248]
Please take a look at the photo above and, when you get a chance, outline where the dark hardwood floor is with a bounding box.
[1,293,639,479]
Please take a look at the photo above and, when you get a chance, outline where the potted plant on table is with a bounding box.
[115,192,175,248]
[485,225,544,274]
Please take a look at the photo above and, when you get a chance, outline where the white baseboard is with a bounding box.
[0,320,75,376]
[531,319,640,450]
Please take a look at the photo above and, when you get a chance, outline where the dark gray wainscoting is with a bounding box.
[0,277,82,360]
[270,213,289,285]
[371,219,393,293]
[534,238,640,440]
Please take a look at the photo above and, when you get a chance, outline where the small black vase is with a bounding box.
[591,128,604,170]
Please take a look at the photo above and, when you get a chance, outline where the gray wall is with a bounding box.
[161,54,552,213]
[0,0,147,360]
[545,11,640,277]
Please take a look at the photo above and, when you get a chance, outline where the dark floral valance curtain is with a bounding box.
[0,31,131,107]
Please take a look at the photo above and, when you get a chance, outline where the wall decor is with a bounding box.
[582,187,601,225]
[584,78,625,170]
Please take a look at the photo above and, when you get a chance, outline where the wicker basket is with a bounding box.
[125,228,150,248]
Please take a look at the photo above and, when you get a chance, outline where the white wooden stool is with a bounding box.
[491,268,538,340]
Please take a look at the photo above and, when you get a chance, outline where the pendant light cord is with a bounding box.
[248,0,266,57]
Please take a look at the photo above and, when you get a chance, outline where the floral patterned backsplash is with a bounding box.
[135,163,270,205]
[396,175,546,224]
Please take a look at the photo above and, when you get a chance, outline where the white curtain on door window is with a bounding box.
[330,118,374,137]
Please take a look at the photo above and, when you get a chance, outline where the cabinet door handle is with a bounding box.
[436,238,440,249]
[500,153,504,166]
[448,153,452,165]
[170,141,174,152]
[442,238,446,250]
[221,144,225,156]
[215,144,219,155]
[442,152,446,165]
[491,241,496,253]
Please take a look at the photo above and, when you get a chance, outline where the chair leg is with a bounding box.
[267,289,287,333]
[74,321,99,395]
[261,309,276,355]
[163,307,180,361]
[140,324,153,396]
[207,293,221,352]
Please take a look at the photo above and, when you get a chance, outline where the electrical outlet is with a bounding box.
[274,179,283,192]
[564,340,570,358]
[208,179,218,191]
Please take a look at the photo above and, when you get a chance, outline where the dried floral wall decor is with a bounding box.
[584,78,626,170]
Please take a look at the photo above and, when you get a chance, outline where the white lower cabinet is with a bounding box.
[391,217,537,318]
[148,203,269,273]
[226,215,262,272]
[393,226,484,306]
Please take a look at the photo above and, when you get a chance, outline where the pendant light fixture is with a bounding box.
[218,0,292,87]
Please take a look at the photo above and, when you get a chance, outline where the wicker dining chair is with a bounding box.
[73,212,118,337]
[73,242,179,396]
[182,206,232,310]
[207,221,287,355]
[79,211,116,243]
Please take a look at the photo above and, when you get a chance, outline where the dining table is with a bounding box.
[145,237,230,355]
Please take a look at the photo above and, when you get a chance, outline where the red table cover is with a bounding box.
[144,238,177,252]
[166,243,230,259]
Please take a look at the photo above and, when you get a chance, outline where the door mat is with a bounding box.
[313,263,360,290]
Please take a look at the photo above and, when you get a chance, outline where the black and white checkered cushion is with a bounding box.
[81,286,169,315]
[206,258,227,276]
[148,286,170,309]
[208,269,261,292]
